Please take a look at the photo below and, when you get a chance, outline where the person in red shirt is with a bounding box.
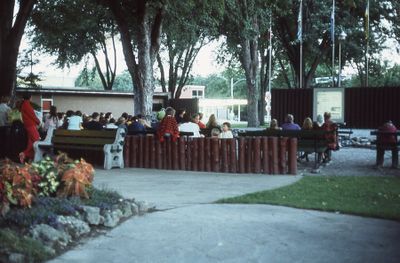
[157,107,179,142]
[19,93,40,163]
[197,113,206,129]
[321,112,338,163]
[376,120,398,168]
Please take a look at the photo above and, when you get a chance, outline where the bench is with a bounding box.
[337,123,353,147]
[33,128,126,170]
[370,130,399,167]
[238,129,336,169]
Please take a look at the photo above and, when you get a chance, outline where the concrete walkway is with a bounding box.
[49,168,400,263]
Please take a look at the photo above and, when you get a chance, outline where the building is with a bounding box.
[179,85,205,99]
[16,87,169,117]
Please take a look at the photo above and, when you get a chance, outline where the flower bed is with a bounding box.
[0,154,151,262]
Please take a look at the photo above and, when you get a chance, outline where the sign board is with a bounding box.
[313,88,344,123]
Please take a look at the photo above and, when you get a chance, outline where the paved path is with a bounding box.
[49,168,400,263]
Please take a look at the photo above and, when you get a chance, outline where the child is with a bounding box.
[218,122,233,139]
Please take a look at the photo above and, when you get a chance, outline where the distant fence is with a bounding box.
[124,135,297,175]
[271,87,400,129]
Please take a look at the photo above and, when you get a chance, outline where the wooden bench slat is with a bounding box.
[53,137,115,145]
[54,129,117,138]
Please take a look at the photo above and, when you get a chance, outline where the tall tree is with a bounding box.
[271,0,398,89]
[30,0,118,90]
[0,0,37,98]
[157,0,223,98]
[102,0,165,118]
[220,0,270,127]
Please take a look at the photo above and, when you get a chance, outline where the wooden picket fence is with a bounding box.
[123,135,298,175]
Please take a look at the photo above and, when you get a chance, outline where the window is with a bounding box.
[192,90,204,98]
[41,96,53,113]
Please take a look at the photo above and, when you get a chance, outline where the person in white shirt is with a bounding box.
[67,110,83,130]
[43,106,59,132]
[0,96,11,127]
[178,113,202,137]
[218,122,234,139]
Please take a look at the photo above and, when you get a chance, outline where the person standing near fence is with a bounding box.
[19,93,40,163]
[376,120,398,169]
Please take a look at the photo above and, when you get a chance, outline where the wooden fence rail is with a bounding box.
[124,135,297,175]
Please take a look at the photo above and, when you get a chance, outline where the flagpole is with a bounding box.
[331,0,335,87]
[365,0,369,87]
[298,0,303,89]
[268,13,272,93]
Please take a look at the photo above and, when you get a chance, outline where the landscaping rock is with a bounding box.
[137,201,149,214]
[121,201,133,217]
[56,216,91,239]
[30,224,71,250]
[131,203,139,215]
[8,253,25,263]
[103,209,123,227]
[81,205,101,225]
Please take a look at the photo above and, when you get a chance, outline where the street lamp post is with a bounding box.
[338,30,347,88]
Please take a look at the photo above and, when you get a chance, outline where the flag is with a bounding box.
[330,0,335,43]
[297,0,302,42]
[364,0,369,40]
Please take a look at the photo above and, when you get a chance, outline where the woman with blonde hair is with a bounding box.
[268,119,281,130]
[302,117,313,130]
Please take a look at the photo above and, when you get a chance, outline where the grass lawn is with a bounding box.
[217,176,400,221]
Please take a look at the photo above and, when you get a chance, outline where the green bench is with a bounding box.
[34,128,126,169]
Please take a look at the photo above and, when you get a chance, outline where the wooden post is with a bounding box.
[149,136,156,169]
[245,138,253,173]
[270,137,279,174]
[221,139,229,173]
[166,137,172,170]
[192,138,199,171]
[229,139,237,173]
[238,137,246,173]
[178,137,186,170]
[211,138,220,172]
[198,138,205,171]
[205,138,211,172]
[172,139,178,170]
[186,138,192,170]
[253,137,261,173]
[262,137,270,174]
[279,137,288,174]
[156,139,162,169]
[131,136,138,167]
[144,136,150,168]
[288,137,298,175]
[138,136,144,168]
[124,136,131,167]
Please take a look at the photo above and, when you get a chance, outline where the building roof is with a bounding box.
[16,87,170,98]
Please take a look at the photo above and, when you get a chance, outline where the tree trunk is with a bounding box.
[106,1,164,118]
[0,0,36,98]
[240,38,259,127]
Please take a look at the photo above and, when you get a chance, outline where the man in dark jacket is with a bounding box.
[84,112,104,130]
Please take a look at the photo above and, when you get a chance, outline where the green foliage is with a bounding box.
[30,0,114,68]
[31,157,60,197]
[218,176,400,220]
[0,228,52,262]
[83,187,123,210]
[75,70,134,91]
